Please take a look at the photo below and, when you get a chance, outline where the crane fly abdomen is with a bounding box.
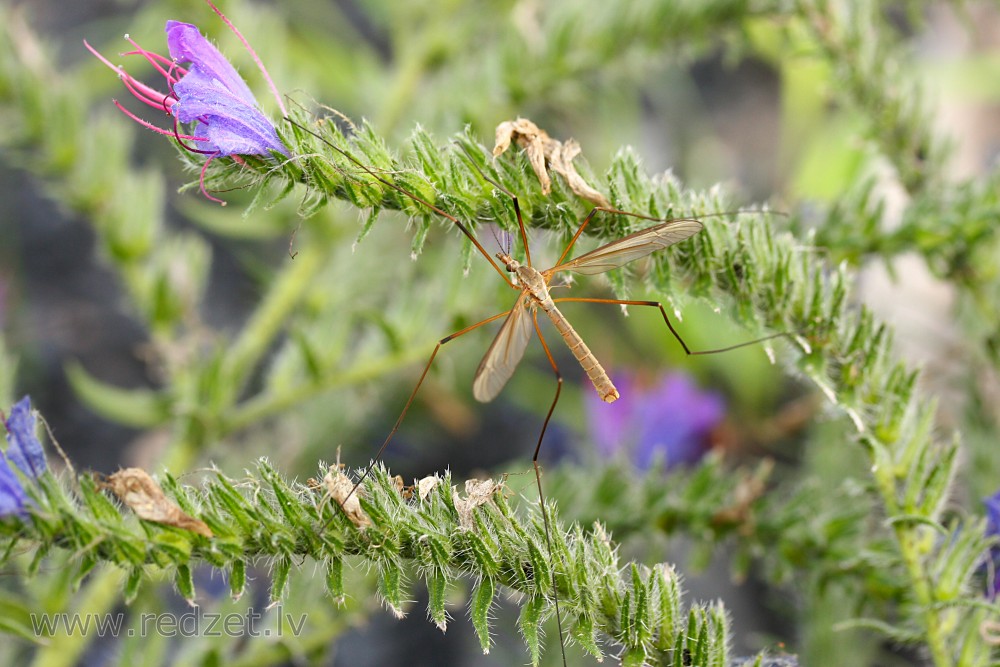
[513,262,620,403]
[540,299,620,403]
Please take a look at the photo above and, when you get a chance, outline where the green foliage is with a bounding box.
[0,462,735,665]
[1,1,999,666]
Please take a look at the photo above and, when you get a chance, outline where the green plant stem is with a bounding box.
[874,462,949,667]
[224,343,432,434]
[223,240,332,401]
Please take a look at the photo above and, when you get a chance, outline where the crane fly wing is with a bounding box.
[552,218,703,276]
[473,293,533,403]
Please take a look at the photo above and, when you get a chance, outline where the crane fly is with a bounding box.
[473,215,703,405]
[288,118,786,666]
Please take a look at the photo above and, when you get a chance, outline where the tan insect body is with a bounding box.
[501,253,620,403]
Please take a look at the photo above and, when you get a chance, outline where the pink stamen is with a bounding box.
[164,77,182,112]
[204,0,287,118]
[169,116,216,155]
[123,36,181,86]
[166,60,185,90]
[120,46,187,77]
[112,100,204,142]
[199,155,226,205]
[86,40,177,112]
[120,75,173,113]
[84,39,124,74]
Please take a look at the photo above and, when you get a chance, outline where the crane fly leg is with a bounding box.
[329,308,513,525]
[552,297,791,355]
[530,309,568,667]
[554,205,665,269]
[453,143,535,267]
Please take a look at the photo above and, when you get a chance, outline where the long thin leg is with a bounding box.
[286,118,515,288]
[556,209,788,269]
[328,308,514,526]
[530,310,568,667]
[553,206,665,268]
[453,143,534,267]
[551,297,791,356]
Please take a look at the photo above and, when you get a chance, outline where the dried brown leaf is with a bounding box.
[324,466,371,529]
[391,474,405,495]
[98,468,213,538]
[417,475,442,501]
[493,117,611,208]
[454,478,500,529]
[981,619,1000,645]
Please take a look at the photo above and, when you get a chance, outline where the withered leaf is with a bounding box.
[391,474,405,495]
[493,117,611,208]
[99,468,213,538]
[324,466,371,529]
[454,478,500,529]
[416,475,441,501]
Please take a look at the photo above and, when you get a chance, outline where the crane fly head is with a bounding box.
[495,252,520,272]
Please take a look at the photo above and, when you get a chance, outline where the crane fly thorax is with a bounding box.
[516,265,551,304]
[496,252,551,303]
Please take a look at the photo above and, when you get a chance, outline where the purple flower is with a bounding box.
[983,490,1000,599]
[3,396,47,479]
[85,18,287,202]
[0,396,48,519]
[986,492,1000,536]
[0,452,28,518]
[164,21,287,158]
[587,371,725,469]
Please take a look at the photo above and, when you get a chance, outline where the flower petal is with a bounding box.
[0,452,28,518]
[166,21,255,106]
[172,78,287,156]
[4,396,47,479]
[165,22,287,156]
[985,491,1000,536]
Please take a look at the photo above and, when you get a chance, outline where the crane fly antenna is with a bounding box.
[489,225,509,256]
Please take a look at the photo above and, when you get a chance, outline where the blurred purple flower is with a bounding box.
[85,20,287,202]
[0,452,28,518]
[4,396,47,479]
[0,396,48,518]
[983,490,1000,599]
[587,371,725,469]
